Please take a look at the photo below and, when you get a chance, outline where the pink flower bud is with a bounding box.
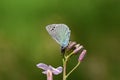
[67,41,77,51]
[72,45,83,54]
[78,50,86,62]
[75,44,80,48]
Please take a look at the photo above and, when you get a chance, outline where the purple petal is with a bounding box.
[51,66,63,75]
[36,63,48,70]
[37,63,63,75]
[56,67,62,72]
[48,65,55,71]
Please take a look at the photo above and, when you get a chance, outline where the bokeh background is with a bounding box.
[0,0,120,80]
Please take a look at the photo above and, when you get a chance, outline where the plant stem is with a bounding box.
[66,62,80,78]
[62,52,74,80]
[66,52,73,59]
[47,70,53,80]
[63,52,80,80]
[63,58,67,80]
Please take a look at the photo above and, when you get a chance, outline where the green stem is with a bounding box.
[66,52,74,59]
[63,58,67,80]
[66,62,80,78]
[63,52,79,80]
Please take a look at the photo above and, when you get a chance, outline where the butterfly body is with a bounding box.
[46,24,71,49]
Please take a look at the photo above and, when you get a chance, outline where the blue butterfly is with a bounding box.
[46,24,71,52]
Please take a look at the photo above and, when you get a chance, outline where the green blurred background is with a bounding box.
[0,0,120,80]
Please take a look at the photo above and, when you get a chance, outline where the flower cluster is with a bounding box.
[66,41,87,62]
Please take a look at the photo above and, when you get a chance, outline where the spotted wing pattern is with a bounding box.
[46,24,71,48]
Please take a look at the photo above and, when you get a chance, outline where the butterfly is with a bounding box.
[46,24,71,53]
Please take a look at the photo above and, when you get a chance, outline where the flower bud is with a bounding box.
[75,44,80,48]
[72,45,83,54]
[78,50,86,62]
[67,41,77,51]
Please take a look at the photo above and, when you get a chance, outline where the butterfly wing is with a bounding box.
[46,24,71,48]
